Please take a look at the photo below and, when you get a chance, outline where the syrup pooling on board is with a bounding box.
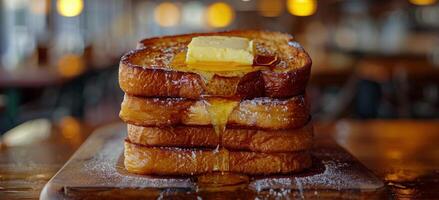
[196,172,250,192]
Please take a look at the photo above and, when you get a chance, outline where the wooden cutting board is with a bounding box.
[40,123,386,199]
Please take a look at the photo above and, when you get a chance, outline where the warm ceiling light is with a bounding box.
[258,0,283,17]
[409,0,437,6]
[287,0,317,17]
[154,2,181,27]
[206,2,234,28]
[56,0,83,17]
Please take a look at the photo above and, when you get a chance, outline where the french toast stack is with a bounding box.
[119,31,313,175]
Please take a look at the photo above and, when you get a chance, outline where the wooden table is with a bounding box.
[1,120,438,199]
[0,122,91,199]
[319,120,439,199]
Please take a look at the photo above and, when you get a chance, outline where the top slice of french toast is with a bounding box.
[119,30,311,99]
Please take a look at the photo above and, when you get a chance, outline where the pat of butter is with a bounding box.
[186,36,254,65]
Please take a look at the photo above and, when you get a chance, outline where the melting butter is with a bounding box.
[203,98,239,135]
[186,36,254,65]
[170,52,268,84]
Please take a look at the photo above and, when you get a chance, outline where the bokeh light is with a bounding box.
[409,0,437,6]
[154,2,181,27]
[57,54,85,78]
[287,0,317,17]
[182,1,204,27]
[258,0,284,17]
[56,0,83,17]
[59,116,81,140]
[206,2,234,28]
[59,116,82,145]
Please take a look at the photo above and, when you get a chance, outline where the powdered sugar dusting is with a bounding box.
[52,124,194,190]
[44,123,384,199]
[249,147,383,193]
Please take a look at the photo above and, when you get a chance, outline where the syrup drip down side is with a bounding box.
[199,96,242,190]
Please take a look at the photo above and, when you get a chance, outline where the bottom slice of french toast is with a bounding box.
[124,140,312,175]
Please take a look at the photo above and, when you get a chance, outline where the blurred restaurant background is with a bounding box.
[0,0,438,136]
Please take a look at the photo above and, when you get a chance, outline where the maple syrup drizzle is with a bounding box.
[195,96,251,192]
[202,97,239,172]
[170,51,279,191]
[254,55,279,69]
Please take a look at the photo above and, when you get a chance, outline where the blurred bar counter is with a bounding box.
[1,120,438,199]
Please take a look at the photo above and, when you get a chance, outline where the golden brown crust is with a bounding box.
[124,141,312,175]
[127,123,313,153]
[119,95,310,130]
[119,30,311,99]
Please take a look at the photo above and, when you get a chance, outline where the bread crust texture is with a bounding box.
[126,122,313,153]
[119,95,310,130]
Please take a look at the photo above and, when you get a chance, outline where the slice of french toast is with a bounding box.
[119,95,310,130]
[127,123,313,153]
[119,30,311,99]
[124,140,312,175]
